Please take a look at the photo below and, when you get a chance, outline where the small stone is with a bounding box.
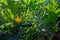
[41,29,46,32]
[10,24,14,28]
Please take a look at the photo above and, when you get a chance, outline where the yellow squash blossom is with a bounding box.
[15,16,22,23]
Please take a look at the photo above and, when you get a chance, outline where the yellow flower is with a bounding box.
[15,16,22,23]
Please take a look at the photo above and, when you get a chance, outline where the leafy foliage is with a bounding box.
[0,0,60,40]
